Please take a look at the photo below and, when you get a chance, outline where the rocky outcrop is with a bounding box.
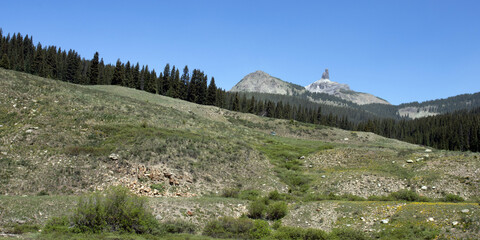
[321,68,330,79]
[230,70,304,95]
[305,69,390,105]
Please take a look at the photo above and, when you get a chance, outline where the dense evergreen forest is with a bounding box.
[1,29,479,152]
[357,107,480,152]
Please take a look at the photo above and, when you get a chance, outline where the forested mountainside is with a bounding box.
[1,29,479,152]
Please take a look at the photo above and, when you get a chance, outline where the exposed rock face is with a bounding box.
[305,79,351,95]
[321,68,329,79]
[305,69,389,105]
[231,69,390,105]
[230,70,303,95]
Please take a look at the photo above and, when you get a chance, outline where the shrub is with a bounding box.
[266,202,288,220]
[47,186,160,234]
[268,190,283,200]
[239,189,261,200]
[443,193,464,203]
[159,220,196,234]
[43,216,71,234]
[248,200,267,219]
[150,183,165,193]
[222,188,240,198]
[203,217,270,239]
[389,189,431,202]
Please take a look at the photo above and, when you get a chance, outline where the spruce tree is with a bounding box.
[133,63,140,89]
[112,59,124,85]
[161,63,170,95]
[88,52,99,85]
[180,65,189,100]
[206,77,217,105]
[0,53,10,69]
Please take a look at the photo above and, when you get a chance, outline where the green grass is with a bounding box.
[254,136,333,194]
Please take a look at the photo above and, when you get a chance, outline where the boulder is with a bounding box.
[109,153,119,160]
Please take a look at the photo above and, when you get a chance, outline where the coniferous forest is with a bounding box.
[1,29,478,152]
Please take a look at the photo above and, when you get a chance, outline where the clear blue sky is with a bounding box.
[1,0,479,105]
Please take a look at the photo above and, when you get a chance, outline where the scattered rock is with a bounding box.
[0,125,3,127]
[406,160,414,163]
[432,186,436,189]
[380,219,389,224]
[321,175,326,178]
[344,138,349,141]
[427,217,434,222]
[299,156,305,159]
[421,186,428,190]
[360,217,365,221]
[308,165,313,168]
[461,209,470,213]
[109,153,119,160]
[425,149,432,152]
[452,221,459,226]
[25,129,34,133]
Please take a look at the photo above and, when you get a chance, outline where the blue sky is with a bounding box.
[1,0,479,105]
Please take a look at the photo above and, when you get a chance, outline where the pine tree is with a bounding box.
[206,77,217,105]
[180,65,189,100]
[65,50,80,83]
[161,63,170,95]
[124,61,134,88]
[0,53,9,69]
[232,93,240,111]
[88,52,99,85]
[133,62,140,89]
[32,43,45,77]
[112,59,124,85]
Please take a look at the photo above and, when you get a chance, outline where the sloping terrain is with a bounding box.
[0,68,479,238]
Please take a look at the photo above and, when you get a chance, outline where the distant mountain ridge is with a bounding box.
[231,69,389,105]
[230,69,480,120]
[230,70,305,95]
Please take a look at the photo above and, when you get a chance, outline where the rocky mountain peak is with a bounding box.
[230,70,301,95]
[321,68,329,79]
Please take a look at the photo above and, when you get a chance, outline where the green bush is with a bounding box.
[330,227,369,240]
[43,216,71,234]
[388,189,430,202]
[239,189,261,200]
[159,220,196,234]
[268,190,283,200]
[150,183,165,192]
[272,226,328,240]
[203,217,270,239]
[45,186,160,234]
[248,200,267,219]
[222,188,240,198]
[266,202,288,220]
[443,193,464,203]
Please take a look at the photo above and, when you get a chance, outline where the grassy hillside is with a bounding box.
[0,68,479,239]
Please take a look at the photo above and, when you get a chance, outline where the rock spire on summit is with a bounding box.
[321,69,329,79]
